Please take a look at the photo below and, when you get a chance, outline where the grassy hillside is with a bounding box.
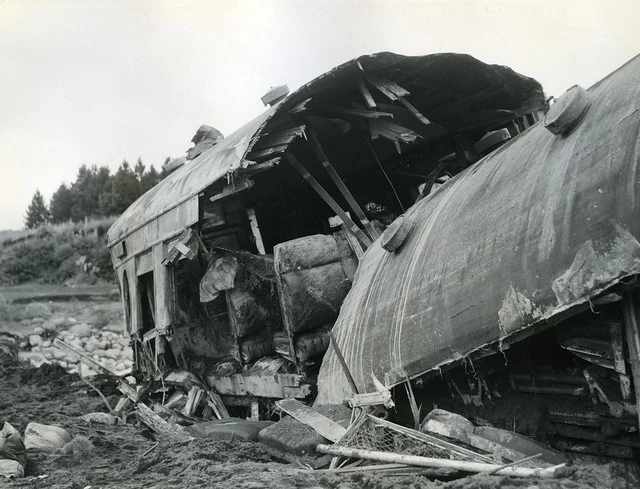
[0,217,117,286]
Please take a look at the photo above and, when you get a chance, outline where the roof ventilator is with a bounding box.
[381,215,414,253]
[544,85,591,136]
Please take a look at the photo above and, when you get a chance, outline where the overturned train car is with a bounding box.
[107,52,640,456]
[318,54,640,458]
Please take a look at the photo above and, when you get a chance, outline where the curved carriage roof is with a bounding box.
[108,52,544,246]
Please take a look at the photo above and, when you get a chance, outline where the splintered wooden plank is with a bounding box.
[252,126,306,151]
[366,76,411,100]
[275,398,347,442]
[308,131,379,241]
[321,106,393,119]
[246,144,289,161]
[358,79,377,109]
[285,152,372,247]
[398,97,431,125]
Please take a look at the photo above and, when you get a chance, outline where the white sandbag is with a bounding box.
[0,459,24,479]
[24,423,71,452]
[0,422,26,475]
[420,409,474,445]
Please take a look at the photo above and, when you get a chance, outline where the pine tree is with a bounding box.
[140,164,160,193]
[24,190,50,229]
[49,184,75,223]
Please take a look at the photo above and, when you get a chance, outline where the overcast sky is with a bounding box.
[1,0,638,230]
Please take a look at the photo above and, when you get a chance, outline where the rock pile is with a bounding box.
[18,315,133,376]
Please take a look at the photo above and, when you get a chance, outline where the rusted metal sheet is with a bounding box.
[317,55,640,405]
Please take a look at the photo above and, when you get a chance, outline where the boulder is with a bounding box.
[24,423,71,452]
[66,317,77,325]
[32,326,44,336]
[70,324,92,338]
[104,348,121,360]
[42,340,51,348]
[28,335,43,347]
[40,347,56,359]
[52,349,67,360]
[43,318,64,331]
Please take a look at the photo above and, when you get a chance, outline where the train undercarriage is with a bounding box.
[397,286,640,460]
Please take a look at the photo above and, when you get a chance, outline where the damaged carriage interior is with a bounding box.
[106,51,640,459]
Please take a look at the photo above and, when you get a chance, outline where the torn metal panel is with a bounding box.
[199,255,238,302]
[317,54,640,404]
[107,106,279,246]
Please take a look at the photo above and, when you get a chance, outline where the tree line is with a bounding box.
[24,158,172,229]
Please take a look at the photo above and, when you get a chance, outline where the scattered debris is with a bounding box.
[275,398,347,443]
[80,412,121,425]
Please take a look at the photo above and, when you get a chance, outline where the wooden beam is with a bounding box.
[357,79,377,109]
[398,97,431,125]
[366,76,411,100]
[275,398,347,442]
[316,106,393,120]
[308,132,379,241]
[622,292,640,428]
[284,152,372,247]
[316,445,565,478]
[329,331,359,395]
[207,373,311,399]
[137,402,193,441]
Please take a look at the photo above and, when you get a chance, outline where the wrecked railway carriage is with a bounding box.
[108,52,640,457]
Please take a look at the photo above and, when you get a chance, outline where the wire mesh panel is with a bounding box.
[337,414,452,459]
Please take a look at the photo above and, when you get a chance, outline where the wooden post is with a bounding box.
[622,291,640,428]
[153,244,175,362]
[308,131,379,241]
[273,259,302,374]
[610,321,632,400]
[250,401,260,421]
[284,152,372,248]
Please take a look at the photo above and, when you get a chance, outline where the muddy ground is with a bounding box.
[1,297,640,488]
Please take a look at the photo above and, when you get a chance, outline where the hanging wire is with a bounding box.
[366,139,405,212]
